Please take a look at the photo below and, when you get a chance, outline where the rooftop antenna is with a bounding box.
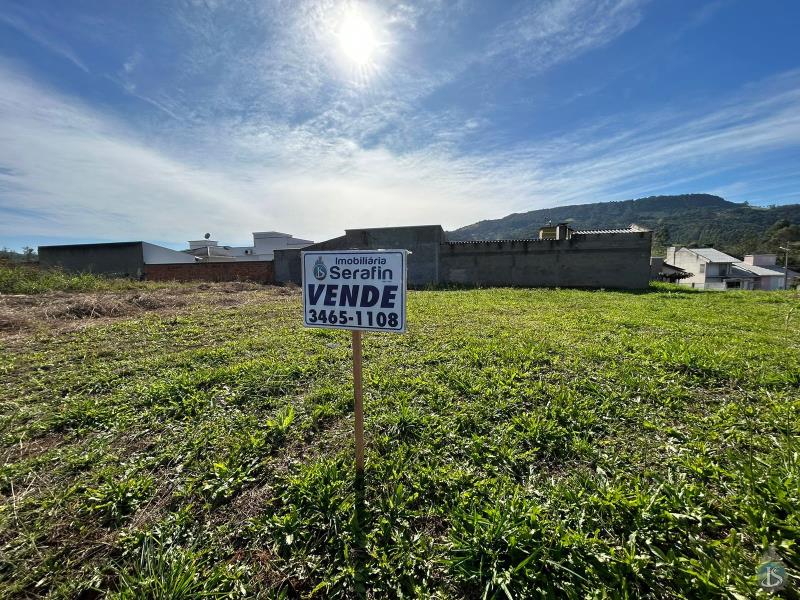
[204,233,211,240]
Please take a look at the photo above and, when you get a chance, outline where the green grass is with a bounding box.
[0,264,159,294]
[1,285,798,598]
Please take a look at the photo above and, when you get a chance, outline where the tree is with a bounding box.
[22,246,36,262]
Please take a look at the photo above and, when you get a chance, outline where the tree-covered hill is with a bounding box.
[450,194,800,258]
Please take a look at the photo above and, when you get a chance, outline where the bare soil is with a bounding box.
[0,282,300,342]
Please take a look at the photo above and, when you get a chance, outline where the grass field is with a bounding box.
[1,281,798,598]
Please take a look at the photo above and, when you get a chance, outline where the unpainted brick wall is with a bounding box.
[144,261,274,283]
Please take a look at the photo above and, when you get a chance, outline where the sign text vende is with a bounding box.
[302,250,407,332]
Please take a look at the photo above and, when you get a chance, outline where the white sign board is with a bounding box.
[302,250,407,332]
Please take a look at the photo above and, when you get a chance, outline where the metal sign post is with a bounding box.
[301,249,408,476]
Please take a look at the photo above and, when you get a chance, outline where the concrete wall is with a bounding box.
[650,257,664,280]
[276,226,445,286]
[440,231,652,289]
[39,242,145,277]
[143,261,274,283]
[274,226,652,289]
[274,248,303,284]
[142,242,197,264]
[340,226,444,286]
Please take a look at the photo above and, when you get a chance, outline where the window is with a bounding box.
[699,263,705,274]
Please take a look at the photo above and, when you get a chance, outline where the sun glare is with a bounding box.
[337,9,379,68]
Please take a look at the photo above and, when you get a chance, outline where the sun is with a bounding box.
[337,9,379,68]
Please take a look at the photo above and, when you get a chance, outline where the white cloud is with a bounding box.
[485,0,646,75]
[0,10,89,73]
[2,57,800,248]
[0,62,500,244]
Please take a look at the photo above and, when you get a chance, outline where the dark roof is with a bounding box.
[447,238,543,245]
[38,241,143,250]
[573,228,645,235]
[345,225,444,232]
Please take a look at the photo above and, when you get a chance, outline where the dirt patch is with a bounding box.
[0,307,31,332]
[0,432,66,467]
[0,283,300,342]
[0,291,187,322]
[219,281,264,293]
[46,295,138,319]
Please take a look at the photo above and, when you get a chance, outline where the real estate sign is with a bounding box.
[301,250,407,332]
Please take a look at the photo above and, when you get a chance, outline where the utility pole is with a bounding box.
[780,246,790,290]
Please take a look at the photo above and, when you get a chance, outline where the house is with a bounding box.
[275,223,653,289]
[666,247,793,290]
[666,247,754,290]
[185,232,313,262]
[740,254,799,290]
[736,255,784,291]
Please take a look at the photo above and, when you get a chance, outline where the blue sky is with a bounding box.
[1,0,799,250]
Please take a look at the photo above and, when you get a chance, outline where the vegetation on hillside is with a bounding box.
[450,194,800,261]
[1,285,798,597]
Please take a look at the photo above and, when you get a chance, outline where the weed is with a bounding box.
[85,474,155,525]
[111,534,248,598]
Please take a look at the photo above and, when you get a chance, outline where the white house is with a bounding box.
[737,255,786,291]
[186,232,313,262]
[666,247,792,290]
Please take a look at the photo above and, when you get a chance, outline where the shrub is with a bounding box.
[0,264,150,294]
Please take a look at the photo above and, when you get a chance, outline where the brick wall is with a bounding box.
[144,261,274,283]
